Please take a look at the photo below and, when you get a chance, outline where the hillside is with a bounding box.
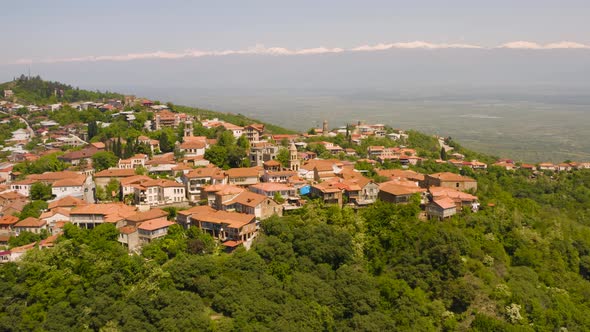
[0,76,295,135]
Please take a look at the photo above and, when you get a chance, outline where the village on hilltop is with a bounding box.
[1,86,589,262]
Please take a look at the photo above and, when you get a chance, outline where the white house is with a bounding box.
[9,179,36,197]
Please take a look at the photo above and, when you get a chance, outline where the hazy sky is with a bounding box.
[2,0,590,66]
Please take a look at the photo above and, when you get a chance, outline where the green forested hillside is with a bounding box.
[1,167,590,331]
[0,75,123,104]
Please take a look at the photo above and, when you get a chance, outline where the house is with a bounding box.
[339,176,380,206]
[262,170,297,183]
[219,190,283,219]
[310,182,343,206]
[225,167,261,186]
[182,166,226,202]
[58,145,100,165]
[94,168,137,188]
[493,161,517,170]
[51,175,93,201]
[14,217,47,235]
[0,190,29,208]
[132,179,186,206]
[426,197,457,220]
[221,123,244,139]
[117,154,148,169]
[376,169,425,184]
[70,203,137,229]
[249,183,297,200]
[39,208,71,229]
[428,186,479,212]
[538,163,557,171]
[182,206,258,243]
[178,137,207,157]
[117,208,171,251]
[249,142,279,167]
[9,179,36,197]
[137,219,175,245]
[378,181,427,204]
[201,184,245,208]
[424,172,477,192]
[119,175,153,198]
[0,215,19,232]
[244,124,264,142]
[48,196,87,210]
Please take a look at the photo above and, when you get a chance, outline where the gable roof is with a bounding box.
[432,197,457,210]
[126,208,168,223]
[225,167,260,178]
[224,191,269,208]
[15,217,46,228]
[94,168,137,178]
[428,172,475,182]
[0,215,19,226]
[379,182,426,196]
[48,196,87,209]
[138,218,175,231]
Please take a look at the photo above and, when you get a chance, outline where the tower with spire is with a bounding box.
[288,142,300,171]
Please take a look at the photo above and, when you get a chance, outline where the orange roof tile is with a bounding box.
[138,219,175,231]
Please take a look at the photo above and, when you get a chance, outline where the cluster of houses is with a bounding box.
[1,91,590,260]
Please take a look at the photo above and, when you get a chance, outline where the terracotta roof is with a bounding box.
[263,160,280,167]
[48,196,87,209]
[225,191,269,208]
[71,203,137,223]
[222,240,243,247]
[190,209,255,229]
[429,186,477,201]
[59,146,99,160]
[138,179,184,188]
[179,140,206,149]
[428,172,475,182]
[432,197,456,210]
[177,205,216,217]
[125,208,168,223]
[94,168,137,178]
[376,169,425,181]
[185,167,224,179]
[379,182,426,196]
[52,176,86,187]
[225,167,260,178]
[120,175,152,186]
[312,181,343,193]
[138,219,175,231]
[39,207,71,219]
[118,225,137,234]
[15,217,46,228]
[249,182,294,192]
[0,191,27,201]
[0,215,19,226]
[202,184,244,194]
[28,171,83,182]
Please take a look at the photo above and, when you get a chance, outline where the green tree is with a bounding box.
[18,200,48,219]
[30,182,52,201]
[91,151,119,171]
[204,145,228,168]
[276,148,290,168]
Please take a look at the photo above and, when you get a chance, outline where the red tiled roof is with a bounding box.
[15,217,46,228]
[94,168,137,178]
[138,219,175,231]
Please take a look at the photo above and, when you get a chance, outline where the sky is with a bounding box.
[2,0,590,67]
